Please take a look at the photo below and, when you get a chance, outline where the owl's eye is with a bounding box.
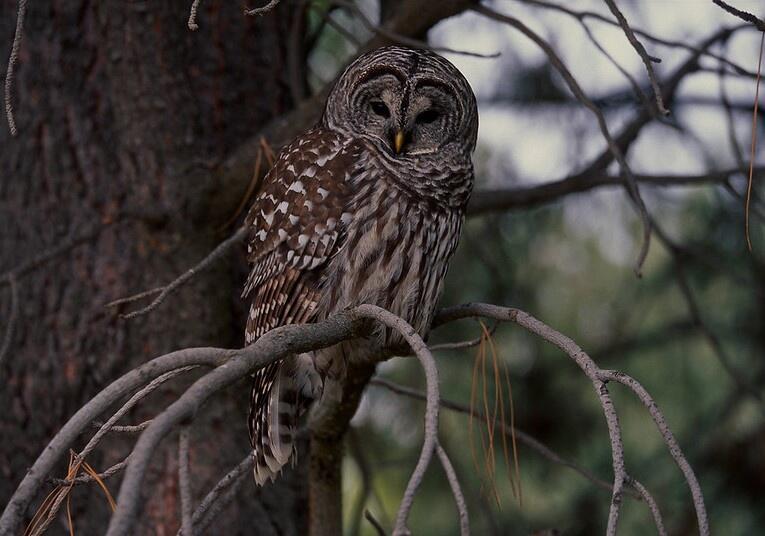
[416,109,440,124]
[370,101,390,118]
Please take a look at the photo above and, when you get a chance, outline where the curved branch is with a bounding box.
[604,0,668,115]
[353,304,442,536]
[600,370,708,535]
[435,442,469,536]
[102,313,365,536]
[433,303,708,535]
[4,0,26,136]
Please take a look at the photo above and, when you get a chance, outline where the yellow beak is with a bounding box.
[394,130,405,154]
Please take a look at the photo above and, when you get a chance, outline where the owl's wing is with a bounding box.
[244,128,357,484]
[243,128,355,343]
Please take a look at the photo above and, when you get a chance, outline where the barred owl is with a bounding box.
[243,46,478,484]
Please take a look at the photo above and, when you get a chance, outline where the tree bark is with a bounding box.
[0,1,307,533]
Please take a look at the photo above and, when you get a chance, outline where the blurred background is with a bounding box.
[1,0,763,535]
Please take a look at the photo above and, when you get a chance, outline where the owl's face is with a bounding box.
[323,46,478,159]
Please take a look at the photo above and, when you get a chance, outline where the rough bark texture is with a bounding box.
[0,1,307,533]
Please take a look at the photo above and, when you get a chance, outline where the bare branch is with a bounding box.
[187,0,202,30]
[105,287,163,309]
[628,477,668,536]
[50,458,129,487]
[468,167,763,215]
[0,347,234,534]
[3,303,707,535]
[353,304,442,536]
[119,226,248,319]
[473,4,652,275]
[182,454,253,535]
[244,0,281,17]
[4,0,26,136]
[364,510,386,536]
[599,370,708,536]
[603,0,669,115]
[82,367,199,461]
[100,313,366,536]
[332,0,500,59]
[580,20,648,106]
[435,442,469,536]
[178,427,194,536]
[92,420,153,434]
[713,0,765,31]
[520,0,755,77]
[434,303,709,535]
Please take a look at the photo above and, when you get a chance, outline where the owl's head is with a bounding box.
[323,46,478,158]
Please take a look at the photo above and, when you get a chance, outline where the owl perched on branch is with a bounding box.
[243,46,478,484]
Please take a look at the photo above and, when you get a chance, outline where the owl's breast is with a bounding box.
[318,181,464,345]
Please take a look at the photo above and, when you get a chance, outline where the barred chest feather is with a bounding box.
[317,148,467,347]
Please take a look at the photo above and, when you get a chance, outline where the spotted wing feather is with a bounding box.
[243,128,355,484]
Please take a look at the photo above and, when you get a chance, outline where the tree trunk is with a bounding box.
[0,1,308,533]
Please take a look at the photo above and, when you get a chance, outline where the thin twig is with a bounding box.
[105,287,163,309]
[712,0,765,31]
[364,510,386,536]
[580,21,648,106]
[187,0,202,30]
[745,31,764,251]
[120,227,248,319]
[4,0,27,136]
[599,370,708,535]
[91,420,153,434]
[179,427,194,536]
[520,0,755,77]
[435,442,469,536]
[82,367,198,461]
[32,367,199,529]
[473,4,652,275]
[182,454,252,535]
[244,0,281,17]
[0,274,19,370]
[628,477,667,536]
[332,0,500,59]
[429,321,498,351]
[50,458,129,486]
[603,0,669,115]
[370,378,634,498]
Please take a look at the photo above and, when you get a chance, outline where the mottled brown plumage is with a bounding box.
[243,46,478,484]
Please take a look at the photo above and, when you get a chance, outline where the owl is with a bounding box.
[243,46,478,484]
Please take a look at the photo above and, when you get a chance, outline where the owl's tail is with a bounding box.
[249,355,320,485]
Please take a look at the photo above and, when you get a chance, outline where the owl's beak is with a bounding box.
[393,130,405,154]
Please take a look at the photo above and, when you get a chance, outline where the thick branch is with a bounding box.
[467,167,763,215]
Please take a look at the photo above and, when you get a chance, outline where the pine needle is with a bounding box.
[82,461,116,512]
[745,31,764,251]
[25,451,117,536]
